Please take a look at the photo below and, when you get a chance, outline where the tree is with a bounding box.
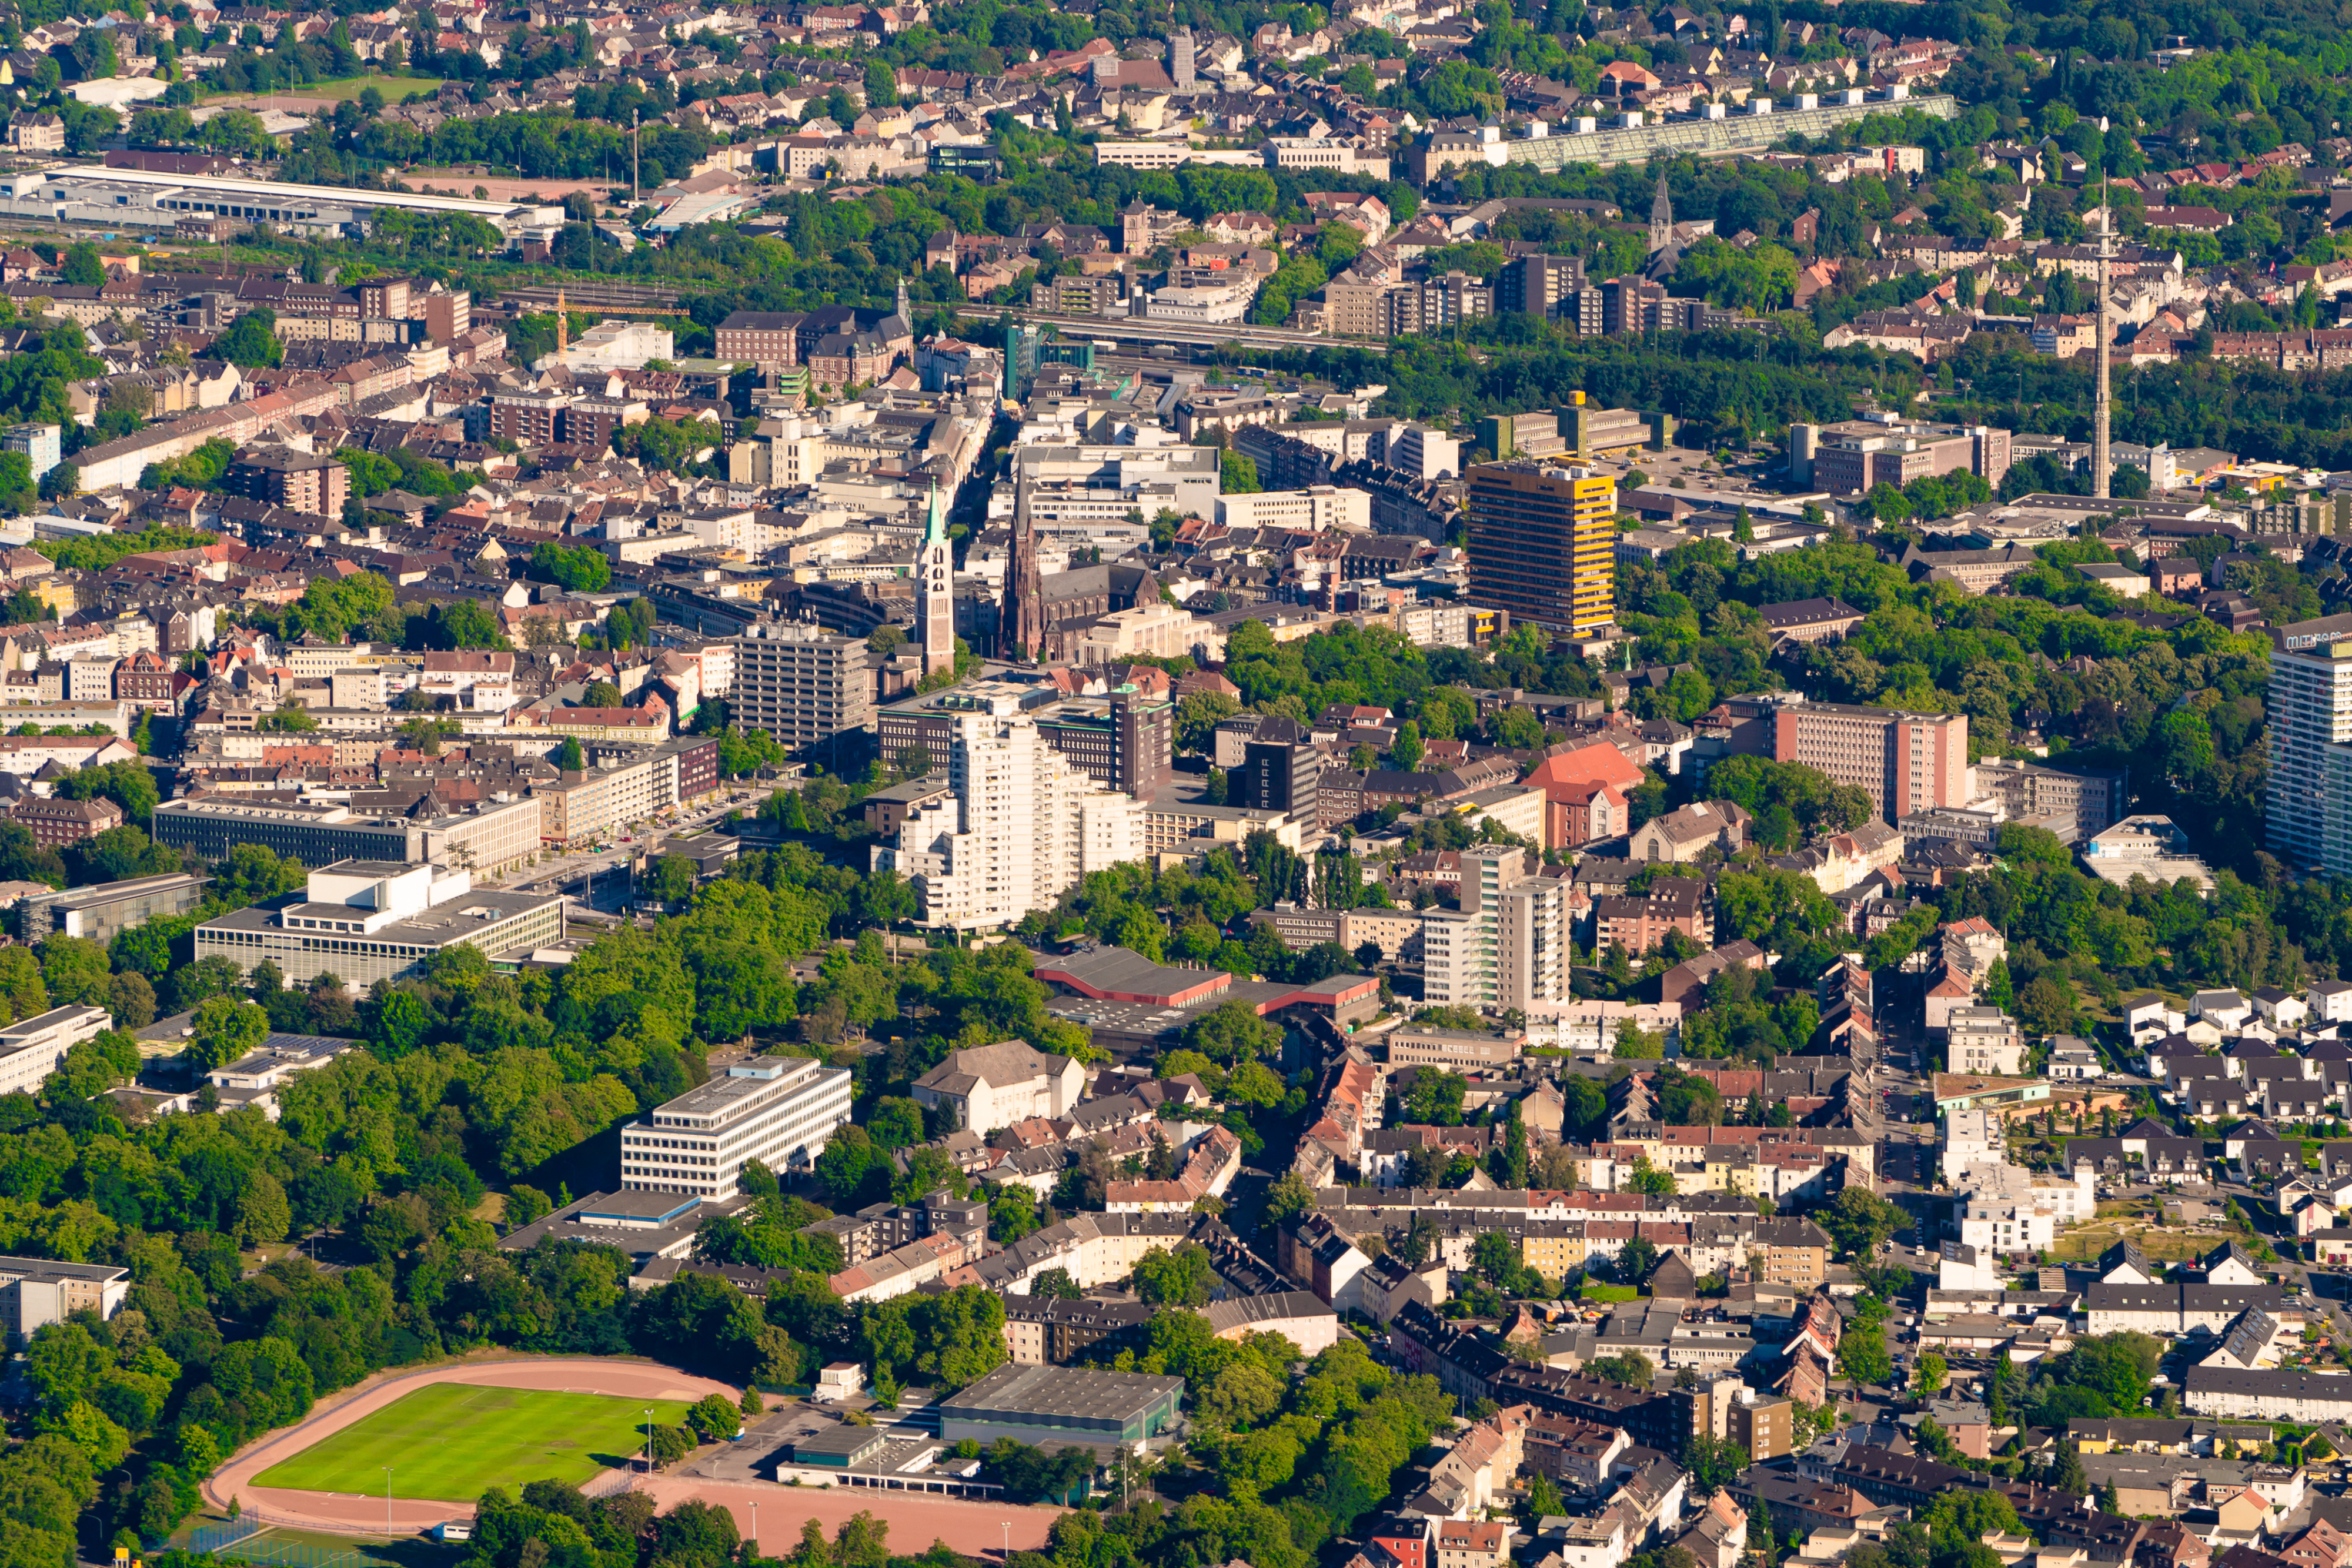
[1819,1186,1906,1259]
[2052,1439,2087,1494]
[214,309,283,369]
[188,995,269,1070]
[686,1393,741,1441]
[532,540,613,592]
[1265,1170,1315,1230]
[1911,1352,1948,1396]
[1628,1154,1676,1196]
[1681,1433,1746,1493]
[1837,1323,1892,1386]
[1133,1243,1217,1307]
[1588,1350,1654,1388]
[1182,1000,1281,1066]
[58,245,106,288]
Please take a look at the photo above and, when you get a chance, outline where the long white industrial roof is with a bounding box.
[31,162,545,219]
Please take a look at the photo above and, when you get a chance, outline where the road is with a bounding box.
[503,790,766,914]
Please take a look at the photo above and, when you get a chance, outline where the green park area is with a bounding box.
[206,74,446,104]
[253,1385,691,1503]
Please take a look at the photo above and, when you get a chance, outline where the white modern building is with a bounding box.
[873,705,1142,930]
[1215,487,1374,531]
[1940,1106,2003,1185]
[0,1005,112,1099]
[540,318,675,374]
[0,1255,130,1344]
[192,860,563,989]
[1946,1005,2026,1076]
[2267,616,2352,874]
[1421,847,1569,1014]
[913,1041,1088,1132]
[619,1054,854,1197]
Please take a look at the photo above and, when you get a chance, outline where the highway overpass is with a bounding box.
[983,308,1388,356]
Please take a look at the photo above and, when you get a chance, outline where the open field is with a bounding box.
[203,75,446,108]
[256,1383,693,1502]
[633,1475,1062,1557]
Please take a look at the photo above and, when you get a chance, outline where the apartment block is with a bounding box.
[1465,461,1618,633]
[2269,614,2352,872]
[488,387,571,445]
[619,1055,854,1196]
[730,623,872,750]
[224,446,350,519]
[1772,702,1970,824]
[873,707,1143,931]
[1499,252,1584,317]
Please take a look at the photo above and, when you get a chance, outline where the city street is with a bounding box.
[497,791,765,914]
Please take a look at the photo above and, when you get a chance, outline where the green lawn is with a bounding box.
[254,1385,693,1503]
[205,74,446,104]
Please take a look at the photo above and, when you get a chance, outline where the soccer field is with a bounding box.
[253,1384,694,1503]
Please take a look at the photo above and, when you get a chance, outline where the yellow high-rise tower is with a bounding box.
[1465,460,1618,633]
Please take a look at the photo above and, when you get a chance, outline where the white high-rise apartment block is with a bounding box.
[874,706,1142,930]
[1418,847,1568,1012]
[2271,617,2352,872]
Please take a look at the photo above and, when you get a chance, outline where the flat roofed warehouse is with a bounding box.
[0,163,555,238]
[937,1364,1186,1456]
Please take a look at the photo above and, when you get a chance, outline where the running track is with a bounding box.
[201,1356,1061,1548]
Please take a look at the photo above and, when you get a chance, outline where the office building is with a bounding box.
[0,1255,130,1344]
[880,683,1171,800]
[1773,702,1970,823]
[0,1005,112,1099]
[618,1054,854,1197]
[1466,461,1618,633]
[1033,693,1174,798]
[152,794,545,875]
[937,1364,1187,1459]
[1214,487,1374,531]
[2,423,61,483]
[731,623,871,751]
[1234,721,1321,818]
[2269,614,2352,872]
[192,860,564,989]
[18,872,209,945]
[224,446,351,519]
[1788,416,2013,493]
[873,707,1142,931]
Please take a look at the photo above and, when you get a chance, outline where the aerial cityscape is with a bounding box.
[8,3,2352,1568]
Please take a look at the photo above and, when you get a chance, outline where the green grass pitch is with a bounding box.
[253,1384,695,1503]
